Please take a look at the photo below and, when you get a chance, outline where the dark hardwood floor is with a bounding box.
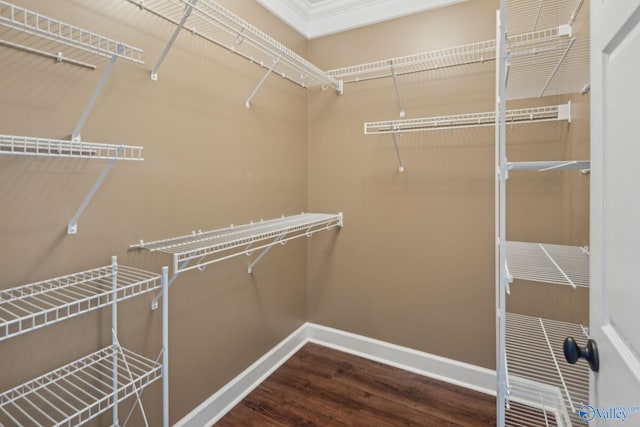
[216,342,496,426]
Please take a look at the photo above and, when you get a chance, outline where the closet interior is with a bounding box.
[0,0,591,425]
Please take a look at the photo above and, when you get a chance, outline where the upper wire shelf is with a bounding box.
[127,0,341,92]
[0,345,162,426]
[0,0,144,69]
[131,212,343,274]
[364,103,570,135]
[0,135,144,160]
[0,262,162,342]
[505,312,589,427]
[327,39,497,84]
[505,241,589,288]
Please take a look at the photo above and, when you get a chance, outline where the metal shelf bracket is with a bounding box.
[67,147,124,235]
[246,55,282,108]
[150,0,198,81]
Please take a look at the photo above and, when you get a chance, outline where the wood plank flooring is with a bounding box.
[216,343,496,426]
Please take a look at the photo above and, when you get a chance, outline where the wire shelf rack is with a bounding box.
[0,264,162,342]
[132,212,343,274]
[127,0,340,92]
[0,0,143,68]
[0,135,144,160]
[508,160,590,172]
[327,39,497,83]
[506,313,590,427]
[0,346,162,426]
[364,103,570,135]
[505,241,589,288]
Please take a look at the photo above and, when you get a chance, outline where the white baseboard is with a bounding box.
[174,322,496,427]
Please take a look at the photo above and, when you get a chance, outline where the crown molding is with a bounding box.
[256,0,466,39]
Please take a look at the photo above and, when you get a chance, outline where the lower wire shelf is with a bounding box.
[0,345,162,426]
[505,312,590,426]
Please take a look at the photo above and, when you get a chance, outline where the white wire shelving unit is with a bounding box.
[505,313,590,427]
[131,212,343,308]
[495,0,590,425]
[364,103,571,172]
[0,2,146,235]
[125,0,342,107]
[0,257,170,427]
[505,242,589,289]
[365,103,570,135]
[0,135,143,161]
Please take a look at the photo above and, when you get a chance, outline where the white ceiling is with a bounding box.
[255,0,466,39]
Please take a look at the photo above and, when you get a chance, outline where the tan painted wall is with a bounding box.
[0,1,311,425]
[307,0,589,370]
[0,0,589,424]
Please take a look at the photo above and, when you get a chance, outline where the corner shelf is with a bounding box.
[505,313,590,427]
[505,241,589,289]
[0,257,169,426]
[131,212,343,275]
[126,0,342,106]
[0,135,143,160]
[0,0,143,69]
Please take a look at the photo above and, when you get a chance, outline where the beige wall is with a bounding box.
[0,1,310,425]
[307,0,589,370]
[0,0,589,424]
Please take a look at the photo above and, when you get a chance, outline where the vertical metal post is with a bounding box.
[161,266,169,427]
[111,256,119,427]
[391,132,405,172]
[72,45,124,142]
[151,0,198,80]
[389,60,405,117]
[246,56,281,108]
[495,7,508,427]
[67,147,124,234]
[151,259,189,310]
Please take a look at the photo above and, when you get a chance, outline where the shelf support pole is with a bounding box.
[72,45,124,142]
[389,60,405,117]
[391,132,405,173]
[246,55,282,108]
[161,266,169,427]
[151,0,198,81]
[67,147,124,235]
[111,256,119,427]
[151,259,190,310]
[248,234,286,274]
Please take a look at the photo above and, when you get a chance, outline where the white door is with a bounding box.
[589,0,640,424]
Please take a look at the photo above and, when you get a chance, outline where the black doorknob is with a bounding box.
[563,337,599,372]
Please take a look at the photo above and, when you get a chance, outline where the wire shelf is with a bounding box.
[508,160,590,172]
[128,0,340,91]
[0,1,144,68]
[132,212,343,274]
[0,135,144,160]
[0,345,162,426]
[505,241,589,288]
[0,264,162,342]
[327,39,497,83]
[364,104,570,135]
[506,313,589,427]
[505,0,584,35]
